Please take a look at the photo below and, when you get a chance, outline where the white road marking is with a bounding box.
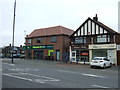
[3,63,15,66]
[58,70,106,78]
[82,73,105,78]
[8,68,39,72]
[91,85,110,88]
[58,70,81,74]
[2,73,32,82]
[3,72,60,83]
[26,68,39,71]
[9,68,29,72]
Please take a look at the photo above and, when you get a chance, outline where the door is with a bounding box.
[71,51,76,62]
[107,50,114,64]
[56,50,60,61]
[34,50,44,60]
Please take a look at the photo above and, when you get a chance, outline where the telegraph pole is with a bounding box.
[12,0,16,63]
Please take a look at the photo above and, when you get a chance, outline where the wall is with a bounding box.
[25,35,70,61]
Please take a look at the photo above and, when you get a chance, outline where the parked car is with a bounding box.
[20,54,25,59]
[90,57,112,69]
[0,54,4,58]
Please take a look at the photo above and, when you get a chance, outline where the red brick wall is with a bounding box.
[25,35,70,61]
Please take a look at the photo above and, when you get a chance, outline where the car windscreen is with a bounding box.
[93,58,102,60]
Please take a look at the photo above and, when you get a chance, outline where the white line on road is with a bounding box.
[58,70,81,74]
[91,85,110,88]
[2,73,32,82]
[3,73,60,83]
[58,70,106,78]
[3,63,15,66]
[82,73,105,78]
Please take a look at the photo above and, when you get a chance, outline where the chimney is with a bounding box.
[93,14,98,21]
[9,44,11,46]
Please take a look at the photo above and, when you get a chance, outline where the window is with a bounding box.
[75,37,86,44]
[36,37,42,43]
[28,39,31,44]
[95,35,110,43]
[51,36,57,42]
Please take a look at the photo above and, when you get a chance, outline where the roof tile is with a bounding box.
[27,26,74,38]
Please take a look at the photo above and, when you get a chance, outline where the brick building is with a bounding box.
[25,26,74,61]
[69,15,120,65]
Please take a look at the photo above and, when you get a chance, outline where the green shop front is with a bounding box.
[89,44,117,65]
[23,45,54,60]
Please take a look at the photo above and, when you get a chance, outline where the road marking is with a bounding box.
[9,68,29,72]
[26,68,39,71]
[27,73,60,82]
[82,73,105,78]
[2,73,32,82]
[58,70,106,78]
[3,63,15,66]
[91,85,110,88]
[8,68,39,72]
[3,73,60,83]
[58,70,81,74]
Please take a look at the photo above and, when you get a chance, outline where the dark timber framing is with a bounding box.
[70,18,118,37]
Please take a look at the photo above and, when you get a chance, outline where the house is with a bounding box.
[69,14,120,65]
[2,44,25,58]
[24,25,74,61]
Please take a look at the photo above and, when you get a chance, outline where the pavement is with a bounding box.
[1,58,119,89]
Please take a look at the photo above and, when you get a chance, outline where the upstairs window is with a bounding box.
[96,35,110,43]
[75,37,86,44]
[51,36,57,43]
[28,39,31,44]
[36,37,42,43]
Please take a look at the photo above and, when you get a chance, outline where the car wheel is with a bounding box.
[91,66,93,68]
[103,64,106,69]
[109,63,112,68]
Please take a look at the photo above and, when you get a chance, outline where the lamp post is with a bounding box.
[12,0,16,63]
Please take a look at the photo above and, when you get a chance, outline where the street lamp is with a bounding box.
[12,0,16,63]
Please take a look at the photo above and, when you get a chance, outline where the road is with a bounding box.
[1,58,119,88]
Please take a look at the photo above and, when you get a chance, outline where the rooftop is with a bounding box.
[26,26,74,38]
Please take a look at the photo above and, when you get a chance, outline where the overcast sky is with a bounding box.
[0,0,119,47]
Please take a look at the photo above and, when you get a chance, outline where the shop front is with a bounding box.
[89,44,117,65]
[70,45,89,64]
[23,45,54,60]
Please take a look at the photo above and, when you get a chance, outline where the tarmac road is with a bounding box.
[1,58,119,88]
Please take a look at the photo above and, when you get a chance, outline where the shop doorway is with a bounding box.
[56,50,60,61]
[34,50,44,60]
[71,51,76,62]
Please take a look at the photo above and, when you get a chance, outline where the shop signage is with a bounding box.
[117,45,120,50]
[89,44,116,49]
[23,45,53,49]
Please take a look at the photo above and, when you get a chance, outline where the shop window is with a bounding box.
[28,39,31,44]
[75,37,86,44]
[51,36,57,43]
[48,50,54,56]
[36,37,42,43]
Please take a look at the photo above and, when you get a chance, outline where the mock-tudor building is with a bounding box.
[25,26,74,61]
[69,15,120,65]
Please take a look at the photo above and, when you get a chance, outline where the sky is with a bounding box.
[0,0,119,47]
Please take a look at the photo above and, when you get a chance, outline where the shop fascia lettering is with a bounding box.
[23,45,53,49]
[89,44,116,49]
